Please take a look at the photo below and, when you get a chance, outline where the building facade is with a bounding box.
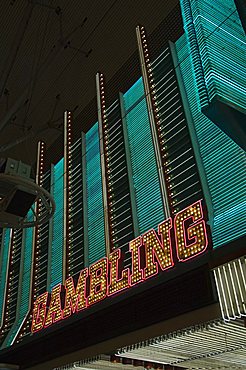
[0,0,245,369]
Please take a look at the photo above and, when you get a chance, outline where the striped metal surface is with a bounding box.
[54,354,163,370]
[149,42,204,214]
[175,34,246,248]
[68,137,85,276]
[180,0,246,112]
[104,98,135,257]
[179,0,246,151]
[0,229,11,329]
[123,77,165,234]
[49,158,64,288]
[85,123,106,265]
[2,210,34,347]
[1,141,47,346]
[117,319,246,369]
[64,111,73,279]
[213,256,246,321]
[0,228,22,345]
[37,169,51,293]
[96,72,135,267]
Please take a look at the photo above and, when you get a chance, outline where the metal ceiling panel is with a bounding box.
[117,319,246,369]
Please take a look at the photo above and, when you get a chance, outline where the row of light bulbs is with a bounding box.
[98,73,118,250]
[140,26,178,215]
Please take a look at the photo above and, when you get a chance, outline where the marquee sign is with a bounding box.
[31,200,209,333]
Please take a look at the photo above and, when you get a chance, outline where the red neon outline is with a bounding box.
[31,291,49,333]
[142,218,174,280]
[129,236,144,287]
[174,199,208,262]
[107,248,130,297]
[158,217,174,270]
[44,283,63,328]
[63,268,88,319]
[87,257,108,307]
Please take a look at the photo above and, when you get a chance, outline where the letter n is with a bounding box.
[143,218,173,279]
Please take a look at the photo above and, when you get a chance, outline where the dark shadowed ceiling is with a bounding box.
[0,0,179,165]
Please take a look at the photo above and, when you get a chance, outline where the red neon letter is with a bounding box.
[108,248,130,296]
[87,258,108,306]
[44,284,63,327]
[129,236,143,286]
[143,218,173,279]
[174,200,208,261]
[63,268,88,319]
[31,292,48,333]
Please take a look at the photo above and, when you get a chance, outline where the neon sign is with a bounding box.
[31,200,209,333]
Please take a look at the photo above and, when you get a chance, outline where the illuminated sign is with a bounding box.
[31,200,209,333]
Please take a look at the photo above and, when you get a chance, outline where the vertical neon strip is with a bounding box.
[85,123,106,264]
[82,132,89,267]
[237,259,246,315]
[47,165,54,289]
[50,158,64,288]
[96,73,111,255]
[0,229,11,329]
[64,110,73,278]
[0,228,14,344]
[119,92,139,238]
[0,228,23,344]
[228,262,243,317]
[213,257,246,320]
[169,40,214,226]
[123,77,165,234]
[2,210,35,348]
[136,25,171,218]
[68,136,84,276]
[31,141,45,305]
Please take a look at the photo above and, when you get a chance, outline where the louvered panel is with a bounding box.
[180,0,246,151]
[213,256,246,321]
[123,78,165,234]
[105,99,134,266]
[54,355,147,370]
[16,211,34,325]
[118,319,246,369]
[0,229,11,328]
[2,210,34,348]
[181,0,246,110]
[50,159,64,288]
[35,170,51,295]
[1,228,23,343]
[176,34,246,248]
[0,228,3,256]
[68,138,84,276]
[151,46,203,214]
[85,123,105,265]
